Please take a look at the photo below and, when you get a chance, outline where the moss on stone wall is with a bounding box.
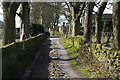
[1,33,47,78]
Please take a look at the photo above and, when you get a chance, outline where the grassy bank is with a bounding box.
[59,37,101,78]
[59,35,119,79]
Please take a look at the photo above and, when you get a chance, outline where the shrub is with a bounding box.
[30,23,45,36]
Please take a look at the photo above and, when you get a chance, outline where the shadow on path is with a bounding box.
[21,36,81,80]
[26,38,52,80]
[51,56,79,61]
[50,45,73,51]
[48,36,59,39]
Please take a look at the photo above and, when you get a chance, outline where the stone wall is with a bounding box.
[1,33,47,78]
[68,36,119,78]
[80,43,119,78]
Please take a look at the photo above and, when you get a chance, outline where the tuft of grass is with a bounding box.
[50,31,61,37]
[77,68,100,78]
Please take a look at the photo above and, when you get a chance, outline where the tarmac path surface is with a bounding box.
[22,36,81,80]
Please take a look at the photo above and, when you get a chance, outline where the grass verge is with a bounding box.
[59,37,101,78]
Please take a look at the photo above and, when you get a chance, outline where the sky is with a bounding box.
[0,3,3,22]
[0,2,112,27]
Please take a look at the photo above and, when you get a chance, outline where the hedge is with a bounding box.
[30,23,45,36]
[1,33,47,79]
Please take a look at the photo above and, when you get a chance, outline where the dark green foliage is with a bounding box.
[30,23,45,36]
[2,33,47,78]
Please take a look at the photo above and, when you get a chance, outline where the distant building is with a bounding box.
[81,14,112,27]
[92,14,112,23]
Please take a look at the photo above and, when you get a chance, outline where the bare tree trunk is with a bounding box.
[68,21,72,35]
[95,14,102,43]
[71,4,80,36]
[2,2,20,45]
[112,1,120,49]
[70,3,85,36]
[95,1,108,43]
[20,2,30,41]
[105,33,111,46]
[84,3,94,42]
[64,2,85,36]
[3,11,15,45]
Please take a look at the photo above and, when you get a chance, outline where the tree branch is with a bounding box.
[10,2,20,14]
[65,2,71,13]
[97,0,108,15]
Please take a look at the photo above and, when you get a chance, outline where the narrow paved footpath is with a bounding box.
[23,36,80,80]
